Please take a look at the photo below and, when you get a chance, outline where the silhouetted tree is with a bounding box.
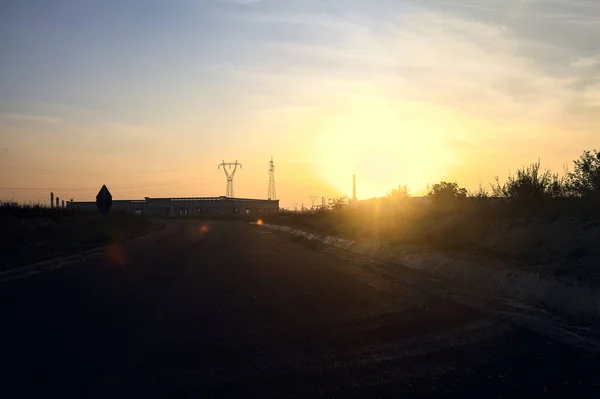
[386,185,411,201]
[427,182,467,202]
[567,150,600,198]
[329,196,348,210]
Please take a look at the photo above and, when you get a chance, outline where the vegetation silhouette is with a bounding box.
[258,149,600,270]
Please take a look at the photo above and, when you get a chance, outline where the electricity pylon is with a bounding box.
[218,160,242,198]
[268,156,276,200]
[310,196,317,210]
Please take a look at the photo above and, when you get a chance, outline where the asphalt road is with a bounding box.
[1,220,599,398]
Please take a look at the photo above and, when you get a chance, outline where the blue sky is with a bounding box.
[1,0,599,205]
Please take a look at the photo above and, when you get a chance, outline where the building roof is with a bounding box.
[71,196,279,204]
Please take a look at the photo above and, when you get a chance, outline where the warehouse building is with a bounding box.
[68,196,279,217]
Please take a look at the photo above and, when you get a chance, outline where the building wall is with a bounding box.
[68,197,279,217]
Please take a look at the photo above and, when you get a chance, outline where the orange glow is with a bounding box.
[257,219,263,225]
[199,224,209,234]
[312,100,470,198]
[106,243,127,266]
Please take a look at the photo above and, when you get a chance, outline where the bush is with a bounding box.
[387,185,411,201]
[427,181,467,203]
[329,196,348,210]
[568,149,600,198]
[491,160,565,202]
[0,201,72,218]
[469,183,490,199]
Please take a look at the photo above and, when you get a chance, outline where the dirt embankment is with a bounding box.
[258,209,600,286]
[257,218,600,323]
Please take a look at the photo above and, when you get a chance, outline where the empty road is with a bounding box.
[1,220,599,398]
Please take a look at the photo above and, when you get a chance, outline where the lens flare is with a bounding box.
[106,243,127,266]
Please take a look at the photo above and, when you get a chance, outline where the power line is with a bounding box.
[0,165,198,176]
[0,176,206,192]
[0,187,96,191]
[109,176,203,189]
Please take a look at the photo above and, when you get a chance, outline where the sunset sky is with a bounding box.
[1,0,599,207]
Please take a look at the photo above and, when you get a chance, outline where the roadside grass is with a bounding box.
[255,197,600,272]
[0,202,164,271]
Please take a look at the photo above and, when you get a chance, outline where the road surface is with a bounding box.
[1,220,599,398]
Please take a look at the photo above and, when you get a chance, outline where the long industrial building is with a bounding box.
[69,196,279,217]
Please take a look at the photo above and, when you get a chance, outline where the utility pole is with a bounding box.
[218,160,242,198]
[268,157,276,200]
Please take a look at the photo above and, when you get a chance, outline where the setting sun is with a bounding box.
[313,99,466,198]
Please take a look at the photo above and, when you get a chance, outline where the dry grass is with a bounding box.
[259,197,600,266]
[1,202,162,271]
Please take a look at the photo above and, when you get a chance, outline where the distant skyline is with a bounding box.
[1,0,599,207]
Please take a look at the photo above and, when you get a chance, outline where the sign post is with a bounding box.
[96,185,112,239]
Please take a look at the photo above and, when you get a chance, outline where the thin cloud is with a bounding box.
[571,55,600,69]
[235,2,599,126]
[217,0,264,4]
[0,113,62,124]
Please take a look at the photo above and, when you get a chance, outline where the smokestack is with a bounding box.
[352,174,357,201]
[50,192,54,209]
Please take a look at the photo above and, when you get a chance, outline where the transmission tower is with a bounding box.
[218,160,242,198]
[268,156,276,200]
[310,196,317,210]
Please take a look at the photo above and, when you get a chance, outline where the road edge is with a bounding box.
[254,222,600,352]
[0,221,168,283]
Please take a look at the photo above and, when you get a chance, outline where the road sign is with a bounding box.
[96,185,112,216]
